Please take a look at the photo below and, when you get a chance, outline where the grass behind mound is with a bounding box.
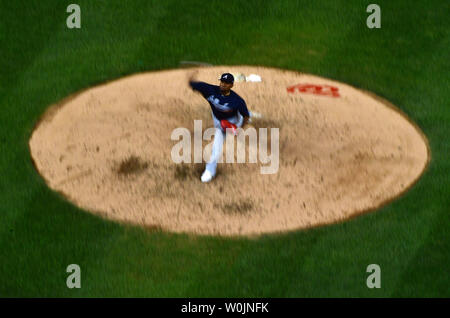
[0,0,449,297]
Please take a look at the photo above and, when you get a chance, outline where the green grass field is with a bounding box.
[0,0,449,297]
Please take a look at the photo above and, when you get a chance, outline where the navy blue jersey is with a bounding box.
[189,81,250,120]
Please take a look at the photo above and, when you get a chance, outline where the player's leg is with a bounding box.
[229,111,261,127]
[201,114,225,182]
[225,113,243,130]
[204,128,224,177]
[248,111,262,123]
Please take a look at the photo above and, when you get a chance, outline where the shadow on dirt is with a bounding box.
[116,156,149,176]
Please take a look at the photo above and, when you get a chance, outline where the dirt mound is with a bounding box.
[29,66,430,236]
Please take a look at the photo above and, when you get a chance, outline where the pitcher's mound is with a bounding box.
[29,66,429,236]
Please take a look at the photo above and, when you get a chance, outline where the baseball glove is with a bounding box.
[220,119,238,135]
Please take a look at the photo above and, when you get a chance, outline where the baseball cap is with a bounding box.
[219,73,234,84]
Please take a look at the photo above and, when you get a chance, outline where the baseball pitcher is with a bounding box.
[189,72,250,182]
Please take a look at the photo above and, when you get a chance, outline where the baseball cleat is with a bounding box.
[201,170,214,183]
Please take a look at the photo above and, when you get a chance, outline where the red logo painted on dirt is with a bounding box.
[287,84,340,98]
